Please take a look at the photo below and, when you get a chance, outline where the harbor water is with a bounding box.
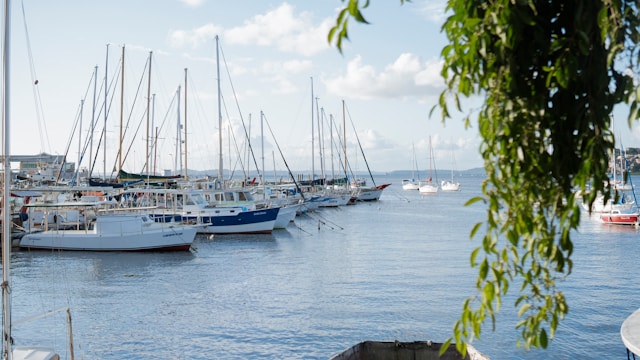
[6,172,640,359]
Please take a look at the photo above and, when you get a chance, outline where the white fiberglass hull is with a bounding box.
[274,204,299,229]
[419,184,438,194]
[20,214,198,251]
[441,180,460,191]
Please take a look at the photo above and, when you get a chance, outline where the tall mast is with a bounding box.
[310,77,314,182]
[316,99,324,181]
[260,111,265,195]
[342,99,347,179]
[183,68,188,180]
[216,35,223,184]
[329,113,335,181]
[103,44,108,180]
[151,93,156,175]
[145,51,152,176]
[176,85,181,176]
[118,45,124,175]
[77,99,83,185]
[2,0,12,357]
[89,65,97,178]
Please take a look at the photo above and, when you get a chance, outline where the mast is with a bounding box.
[145,51,152,176]
[342,100,347,180]
[77,99,83,186]
[89,65,97,178]
[316,102,324,183]
[216,35,223,183]
[183,68,188,180]
[329,114,334,181]
[176,85,181,176]
[310,77,314,182]
[118,45,124,175]
[2,0,12,357]
[103,44,108,180]
[151,93,155,175]
[260,111,265,197]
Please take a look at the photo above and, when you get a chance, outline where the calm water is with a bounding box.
[5,173,640,359]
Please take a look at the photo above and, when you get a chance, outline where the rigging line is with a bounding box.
[21,1,51,153]
[77,72,108,181]
[344,104,376,187]
[292,221,313,236]
[185,70,214,169]
[118,54,150,173]
[57,100,84,184]
[148,90,177,160]
[219,93,248,181]
[219,43,260,179]
[69,69,99,183]
[262,113,306,200]
[119,106,147,174]
[302,211,344,231]
[92,58,122,179]
[313,211,345,231]
[226,122,246,181]
[330,116,355,181]
[228,113,247,178]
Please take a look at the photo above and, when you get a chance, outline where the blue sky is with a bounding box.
[7,1,639,176]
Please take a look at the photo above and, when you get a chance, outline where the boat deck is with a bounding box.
[622,308,640,357]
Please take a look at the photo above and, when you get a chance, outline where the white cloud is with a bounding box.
[168,3,332,57]
[168,24,223,49]
[223,3,332,56]
[417,0,448,25]
[179,0,206,8]
[323,54,445,101]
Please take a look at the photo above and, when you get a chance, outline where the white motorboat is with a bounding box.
[20,210,199,251]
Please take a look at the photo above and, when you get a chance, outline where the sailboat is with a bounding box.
[441,144,460,191]
[418,136,438,194]
[2,1,68,358]
[341,100,391,201]
[402,143,420,190]
[600,154,639,226]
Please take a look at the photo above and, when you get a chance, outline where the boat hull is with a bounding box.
[329,341,488,360]
[600,213,639,226]
[317,194,352,207]
[19,214,198,251]
[183,207,279,234]
[402,181,419,190]
[419,183,438,194]
[441,180,460,192]
[354,184,390,201]
[273,204,298,229]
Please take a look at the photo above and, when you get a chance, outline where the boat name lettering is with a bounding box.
[163,232,183,237]
[254,211,266,216]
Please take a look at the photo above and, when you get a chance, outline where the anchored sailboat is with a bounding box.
[441,144,460,191]
[419,136,438,194]
[402,143,420,190]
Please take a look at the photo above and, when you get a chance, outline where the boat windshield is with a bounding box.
[189,192,208,206]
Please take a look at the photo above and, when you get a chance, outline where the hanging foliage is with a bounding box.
[330,0,640,355]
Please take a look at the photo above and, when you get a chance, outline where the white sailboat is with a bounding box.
[2,1,69,358]
[419,136,438,194]
[441,144,460,191]
[402,143,420,190]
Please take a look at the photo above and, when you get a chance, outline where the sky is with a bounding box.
[6,0,640,177]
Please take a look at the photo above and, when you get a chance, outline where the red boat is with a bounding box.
[600,207,640,226]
